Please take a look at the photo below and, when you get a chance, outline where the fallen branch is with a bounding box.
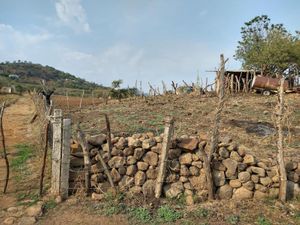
[96,152,115,189]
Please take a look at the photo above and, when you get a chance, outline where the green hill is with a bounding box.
[0,61,107,94]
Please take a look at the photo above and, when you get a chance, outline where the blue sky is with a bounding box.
[0,0,299,89]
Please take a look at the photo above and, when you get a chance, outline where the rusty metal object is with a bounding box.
[251,76,289,91]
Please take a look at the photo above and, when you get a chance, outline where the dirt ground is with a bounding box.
[0,94,300,225]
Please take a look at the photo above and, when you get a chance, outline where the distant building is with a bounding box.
[9,74,20,79]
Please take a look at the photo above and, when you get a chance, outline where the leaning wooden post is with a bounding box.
[51,109,62,196]
[96,153,115,188]
[77,124,91,194]
[104,114,112,159]
[79,90,85,109]
[0,102,9,194]
[155,116,174,198]
[60,118,71,199]
[277,78,287,202]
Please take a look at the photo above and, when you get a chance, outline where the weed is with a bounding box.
[129,207,152,222]
[44,199,57,211]
[11,144,33,169]
[194,207,210,218]
[103,203,127,216]
[226,215,240,225]
[157,205,182,222]
[16,192,39,206]
[256,215,272,225]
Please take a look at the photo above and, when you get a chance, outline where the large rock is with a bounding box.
[179,153,193,165]
[180,165,190,176]
[135,171,146,186]
[128,137,142,147]
[115,137,127,150]
[243,181,255,191]
[238,171,251,183]
[217,184,233,199]
[108,156,125,168]
[177,138,199,151]
[126,165,137,176]
[137,162,149,171]
[134,148,145,160]
[169,160,180,172]
[146,168,158,179]
[142,138,156,150]
[143,152,158,166]
[251,175,259,183]
[222,159,238,178]
[213,170,225,187]
[168,149,182,159]
[233,187,253,200]
[230,151,243,162]
[111,168,121,182]
[189,173,206,191]
[142,180,155,197]
[87,134,106,146]
[285,162,298,171]
[126,156,137,165]
[251,167,265,177]
[163,182,184,198]
[243,154,257,165]
[123,147,134,156]
[219,147,229,158]
[229,179,242,188]
[189,166,200,176]
[260,177,272,186]
[254,191,268,199]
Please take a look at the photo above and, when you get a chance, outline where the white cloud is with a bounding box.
[55,0,91,33]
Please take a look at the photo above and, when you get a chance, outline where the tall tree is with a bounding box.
[235,15,299,76]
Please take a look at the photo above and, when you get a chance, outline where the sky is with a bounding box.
[0,0,299,89]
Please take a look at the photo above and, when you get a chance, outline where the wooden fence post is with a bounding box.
[60,118,71,199]
[51,109,62,196]
[155,116,174,198]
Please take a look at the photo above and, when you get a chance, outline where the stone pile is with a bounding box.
[69,133,300,201]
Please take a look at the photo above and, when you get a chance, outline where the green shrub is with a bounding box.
[157,205,182,222]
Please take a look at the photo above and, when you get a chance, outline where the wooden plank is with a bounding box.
[60,118,71,199]
[155,116,174,198]
[51,109,62,196]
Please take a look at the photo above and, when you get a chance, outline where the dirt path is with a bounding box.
[0,96,35,209]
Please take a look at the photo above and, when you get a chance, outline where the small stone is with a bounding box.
[115,137,127,150]
[251,167,266,177]
[179,153,193,165]
[243,154,257,165]
[189,173,207,191]
[137,162,149,171]
[237,145,247,157]
[126,165,137,176]
[237,163,247,172]
[169,160,180,172]
[213,170,225,187]
[230,151,243,162]
[260,177,272,186]
[257,162,267,169]
[133,148,145,160]
[189,166,200,176]
[123,147,134,156]
[192,161,203,169]
[128,137,142,147]
[142,180,155,197]
[163,182,184,198]
[177,138,199,151]
[111,168,121,182]
[217,184,233,199]
[118,166,126,175]
[229,179,242,188]
[108,156,125,168]
[168,149,181,159]
[219,147,229,158]
[146,168,157,179]
[232,187,253,200]
[127,156,137,165]
[7,207,18,213]
[111,148,123,156]
[3,217,16,225]
[243,181,255,191]
[180,165,190,176]
[17,217,36,225]
[213,161,226,171]
[143,152,158,166]
[251,175,259,183]
[166,173,178,183]
[238,171,251,183]
[186,195,194,206]
[135,171,146,186]
[92,192,105,201]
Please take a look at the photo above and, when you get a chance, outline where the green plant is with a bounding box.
[257,216,272,225]
[194,207,210,218]
[16,192,39,206]
[227,215,240,225]
[129,207,152,222]
[11,144,33,169]
[44,199,57,211]
[157,205,182,222]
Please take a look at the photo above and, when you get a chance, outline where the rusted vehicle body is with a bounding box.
[251,76,300,95]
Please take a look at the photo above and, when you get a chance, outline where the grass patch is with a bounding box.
[16,191,39,206]
[156,205,182,223]
[128,207,152,223]
[44,199,57,211]
[256,215,272,225]
[226,215,240,225]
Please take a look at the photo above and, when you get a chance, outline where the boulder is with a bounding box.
[163,182,184,198]
[222,159,238,178]
[143,152,158,166]
[135,171,146,186]
[118,166,126,175]
[238,171,251,183]
[142,180,155,197]
[25,203,43,217]
[217,184,233,199]
[243,181,255,191]
[177,138,199,151]
[179,153,193,165]
[189,173,207,191]
[126,165,137,176]
[232,187,253,200]
[213,170,225,187]
[251,175,259,183]
[134,148,145,160]
[146,168,157,179]
[87,134,106,146]
[108,156,125,168]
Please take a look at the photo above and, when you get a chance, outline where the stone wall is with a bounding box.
[69,133,300,201]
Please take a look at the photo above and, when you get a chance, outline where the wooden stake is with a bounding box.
[104,114,112,160]
[0,102,9,194]
[155,116,174,198]
[77,124,91,194]
[96,152,115,188]
[277,78,287,202]
[79,90,85,109]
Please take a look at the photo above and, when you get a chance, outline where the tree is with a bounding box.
[235,15,300,76]
[111,79,123,89]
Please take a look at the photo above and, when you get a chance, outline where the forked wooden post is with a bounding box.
[60,118,71,199]
[51,109,62,196]
[155,116,174,198]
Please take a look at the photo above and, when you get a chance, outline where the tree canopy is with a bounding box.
[235,15,300,77]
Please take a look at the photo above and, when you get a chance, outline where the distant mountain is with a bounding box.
[0,61,106,91]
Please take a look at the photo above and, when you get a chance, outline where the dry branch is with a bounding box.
[0,102,9,193]
[104,114,112,160]
[96,152,115,189]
